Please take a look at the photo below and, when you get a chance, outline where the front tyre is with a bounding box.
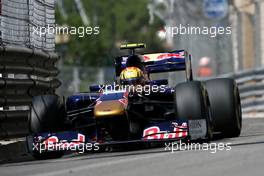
[174,81,213,140]
[30,95,65,159]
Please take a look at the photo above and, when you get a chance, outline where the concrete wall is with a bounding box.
[233,0,263,70]
[261,2,264,66]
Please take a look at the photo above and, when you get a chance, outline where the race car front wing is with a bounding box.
[27,119,208,154]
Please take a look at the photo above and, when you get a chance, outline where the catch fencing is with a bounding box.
[0,0,55,51]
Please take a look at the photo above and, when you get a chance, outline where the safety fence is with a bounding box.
[0,0,55,51]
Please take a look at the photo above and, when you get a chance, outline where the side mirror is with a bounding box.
[90,85,103,92]
[164,112,175,120]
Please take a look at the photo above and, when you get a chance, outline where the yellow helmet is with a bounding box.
[120,67,144,85]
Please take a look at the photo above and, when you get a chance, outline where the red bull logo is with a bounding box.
[143,123,188,140]
[34,134,87,153]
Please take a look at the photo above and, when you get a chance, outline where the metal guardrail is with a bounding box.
[220,68,264,116]
[0,46,60,139]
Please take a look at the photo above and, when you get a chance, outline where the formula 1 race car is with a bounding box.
[27,43,242,159]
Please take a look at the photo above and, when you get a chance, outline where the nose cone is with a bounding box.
[94,100,126,118]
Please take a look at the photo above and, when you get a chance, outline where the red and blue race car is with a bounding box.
[27,43,242,159]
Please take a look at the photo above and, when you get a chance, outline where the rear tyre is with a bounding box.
[205,78,242,138]
[175,81,212,140]
[30,95,65,159]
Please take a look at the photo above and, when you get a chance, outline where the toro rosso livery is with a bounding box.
[28,43,242,159]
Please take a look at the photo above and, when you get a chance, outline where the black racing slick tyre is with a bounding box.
[30,95,66,160]
[205,78,242,138]
[174,81,212,140]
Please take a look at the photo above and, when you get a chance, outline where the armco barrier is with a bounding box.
[0,46,60,139]
[220,68,264,117]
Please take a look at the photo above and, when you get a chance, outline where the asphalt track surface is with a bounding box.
[1,118,264,176]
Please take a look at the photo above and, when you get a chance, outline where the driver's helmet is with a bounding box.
[126,55,144,70]
[120,67,144,85]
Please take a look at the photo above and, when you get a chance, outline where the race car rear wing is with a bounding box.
[120,43,146,55]
[144,50,187,73]
[115,50,193,81]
